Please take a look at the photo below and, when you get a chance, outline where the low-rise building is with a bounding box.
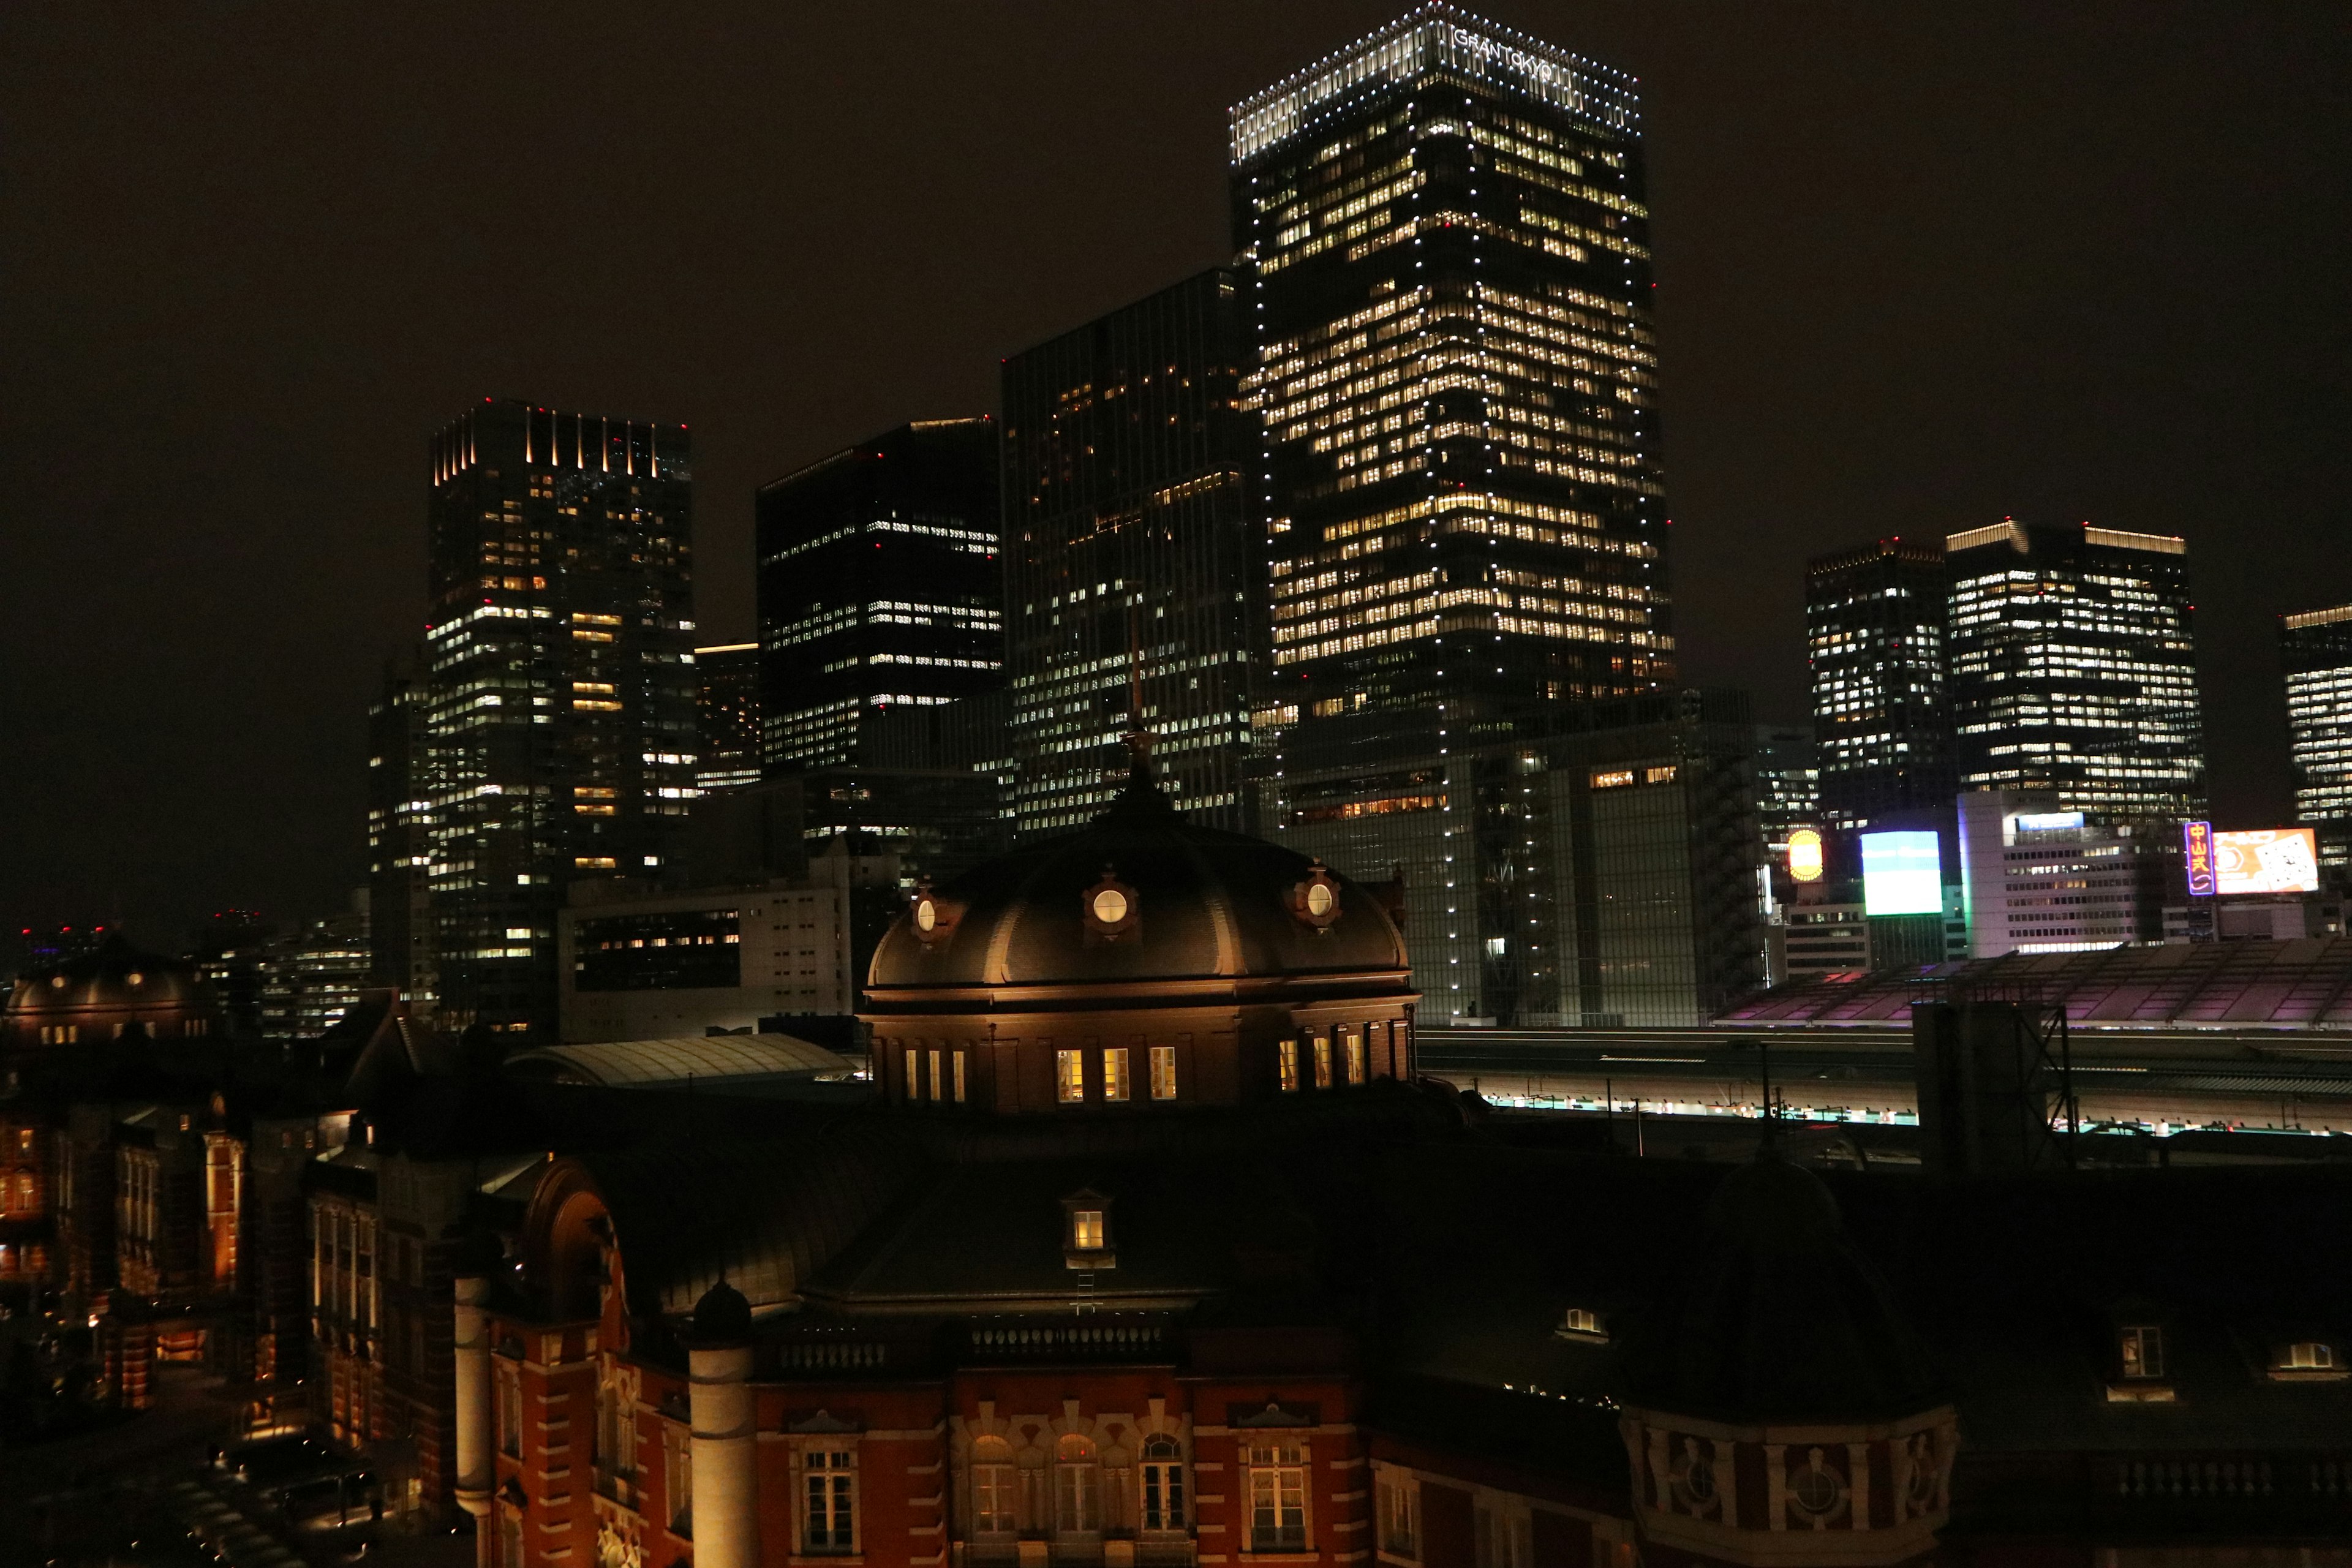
[558,844,899,1041]
[1958,790,2160,957]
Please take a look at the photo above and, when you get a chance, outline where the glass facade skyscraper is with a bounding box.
[2280,603,2352,873]
[1946,519,2204,822]
[1000,269,1260,840]
[1805,537,1955,831]
[1232,7,1670,741]
[421,399,699,1040]
[1234,9,1743,1025]
[755,420,1002,771]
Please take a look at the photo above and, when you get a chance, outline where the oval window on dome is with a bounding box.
[914,899,938,933]
[1304,882,1335,919]
[49,974,66,990]
[127,971,145,987]
[1091,888,1130,925]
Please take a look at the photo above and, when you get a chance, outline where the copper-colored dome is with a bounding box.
[867,769,1408,998]
[3,932,219,1047]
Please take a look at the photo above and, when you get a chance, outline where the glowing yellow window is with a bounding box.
[1278,1039,1300,1093]
[1313,1035,1333,1089]
[1103,1047,1131,1102]
[1071,1210,1105,1251]
[1149,1045,1177,1101]
[1056,1050,1085,1103]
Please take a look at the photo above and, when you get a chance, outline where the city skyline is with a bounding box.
[7,2,2351,939]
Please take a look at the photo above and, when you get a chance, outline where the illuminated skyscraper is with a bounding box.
[1805,538,1955,831]
[1001,269,1261,839]
[1238,9,1725,1022]
[755,420,1002,771]
[1946,519,2203,822]
[2280,603,2352,873]
[421,400,698,1040]
[1234,6,1670,745]
[694,641,762,794]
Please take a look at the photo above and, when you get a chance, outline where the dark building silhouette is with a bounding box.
[693,641,762,794]
[1947,519,2204,823]
[755,420,1003,772]
[1805,538,1956,832]
[1001,269,1262,839]
[1234,9,1670,748]
[419,400,698,1042]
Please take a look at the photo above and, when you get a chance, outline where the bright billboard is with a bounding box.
[1860,830,1943,916]
[1787,827,1824,883]
[2213,827,2319,895]
[2182,821,2216,897]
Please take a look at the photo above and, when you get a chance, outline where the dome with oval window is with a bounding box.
[2,932,224,1051]
[863,745,1417,1115]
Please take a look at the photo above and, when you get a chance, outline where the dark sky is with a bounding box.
[7,2,2350,948]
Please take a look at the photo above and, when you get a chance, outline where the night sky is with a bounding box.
[7,2,2350,948]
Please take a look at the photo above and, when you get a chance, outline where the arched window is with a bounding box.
[970,1436,1016,1535]
[1140,1435,1186,1531]
[1054,1434,1099,1535]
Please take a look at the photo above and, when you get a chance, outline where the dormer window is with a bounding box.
[2271,1340,2346,1382]
[2106,1322,2176,1401]
[1063,1189,1115,1269]
[1555,1307,1608,1343]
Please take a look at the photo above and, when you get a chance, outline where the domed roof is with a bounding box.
[866,760,1408,998]
[1637,1146,1937,1425]
[4,932,214,1033]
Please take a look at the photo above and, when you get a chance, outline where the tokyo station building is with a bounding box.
[451,758,2352,1567]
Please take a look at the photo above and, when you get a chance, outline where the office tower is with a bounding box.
[422,400,698,1040]
[1272,689,1760,1027]
[1234,9,1670,747]
[1001,269,1261,839]
[1957,790,2159,957]
[1946,519,2204,822]
[257,900,372,1039]
[2280,604,2352,875]
[190,910,271,1038]
[366,666,435,1005]
[694,642,763,794]
[755,420,1003,772]
[1806,538,1955,831]
[1751,723,1820,853]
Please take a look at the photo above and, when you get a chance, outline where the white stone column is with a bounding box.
[689,1343,758,1568]
[453,1275,494,1523]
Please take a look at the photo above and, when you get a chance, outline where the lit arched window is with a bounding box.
[1140,1435,1186,1531]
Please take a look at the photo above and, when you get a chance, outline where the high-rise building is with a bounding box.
[421,400,699,1041]
[694,642,762,794]
[754,420,1003,772]
[2280,603,2352,875]
[1269,689,1760,1027]
[1806,538,1955,831]
[1001,269,1262,839]
[1946,519,2204,823]
[366,665,436,1005]
[257,900,372,1040]
[1234,7,1671,748]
